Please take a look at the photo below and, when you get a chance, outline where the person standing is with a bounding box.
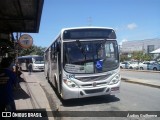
[28,63,32,75]
[0,57,17,113]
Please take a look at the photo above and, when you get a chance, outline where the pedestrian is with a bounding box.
[28,62,32,75]
[9,60,16,73]
[8,60,22,89]
[16,62,22,79]
[0,57,17,112]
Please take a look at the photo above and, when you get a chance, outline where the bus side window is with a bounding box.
[29,58,32,63]
[51,41,57,62]
[51,43,54,61]
[26,59,29,64]
[44,52,48,61]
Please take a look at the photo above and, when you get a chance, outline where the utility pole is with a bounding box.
[88,17,92,26]
[15,32,19,63]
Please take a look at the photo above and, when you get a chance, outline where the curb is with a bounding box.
[121,78,160,89]
[121,69,160,73]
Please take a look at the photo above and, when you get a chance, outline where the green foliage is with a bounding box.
[120,51,152,61]
[18,45,46,56]
[120,54,130,62]
[131,51,152,61]
[132,51,143,61]
[142,53,152,61]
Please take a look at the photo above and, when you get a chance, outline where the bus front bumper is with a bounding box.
[61,81,120,100]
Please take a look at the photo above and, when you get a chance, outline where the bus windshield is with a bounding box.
[63,40,119,73]
[33,57,44,64]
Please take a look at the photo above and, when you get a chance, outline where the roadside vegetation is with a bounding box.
[120,51,152,62]
[18,45,46,56]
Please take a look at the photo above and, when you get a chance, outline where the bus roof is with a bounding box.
[45,26,116,52]
[18,55,42,58]
[61,26,115,33]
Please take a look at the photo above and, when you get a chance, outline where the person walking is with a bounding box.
[28,63,32,75]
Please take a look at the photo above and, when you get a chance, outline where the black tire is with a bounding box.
[46,72,50,82]
[153,67,157,71]
[140,67,143,70]
[54,77,58,92]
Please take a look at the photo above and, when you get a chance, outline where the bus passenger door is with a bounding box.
[57,42,62,94]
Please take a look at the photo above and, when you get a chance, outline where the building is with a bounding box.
[121,39,160,54]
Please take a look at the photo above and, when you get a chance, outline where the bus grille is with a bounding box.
[76,74,112,82]
[38,66,44,69]
[81,82,107,87]
[84,88,105,94]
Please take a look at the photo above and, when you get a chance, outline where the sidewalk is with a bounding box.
[121,77,160,89]
[13,72,54,120]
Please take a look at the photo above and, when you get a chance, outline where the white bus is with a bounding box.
[44,27,120,100]
[18,55,44,71]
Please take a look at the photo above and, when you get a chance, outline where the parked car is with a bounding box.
[128,61,139,69]
[120,62,130,69]
[139,61,160,71]
[139,61,149,70]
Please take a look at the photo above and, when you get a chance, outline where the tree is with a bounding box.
[120,54,130,62]
[132,51,143,61]
[131,51,152,61]
[18,45,46,56]
[142,53,152,61]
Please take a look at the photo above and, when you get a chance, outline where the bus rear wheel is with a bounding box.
[54,77,58,92]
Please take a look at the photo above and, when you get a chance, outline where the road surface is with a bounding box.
[31,71,160,120]
[120,69,160,81]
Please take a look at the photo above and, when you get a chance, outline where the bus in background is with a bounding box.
[18,55,44,71]
[44,27,120,100]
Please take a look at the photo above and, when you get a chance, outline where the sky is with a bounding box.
[29,0,160,47]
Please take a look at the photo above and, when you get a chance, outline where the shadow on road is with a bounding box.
[13,78,30,100]
[14,88,30,100]
[61,95,120,107]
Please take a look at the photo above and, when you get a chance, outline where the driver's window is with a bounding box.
[97,44,104,59]
[105,43,115,58]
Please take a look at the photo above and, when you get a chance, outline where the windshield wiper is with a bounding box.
[76,40,87,63]
[76,40,86,55]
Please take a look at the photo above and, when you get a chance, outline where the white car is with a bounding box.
[139,61,160,71]
[120,62,130,69]
[128,62,139,69]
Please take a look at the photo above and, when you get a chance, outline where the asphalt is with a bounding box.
[121,69,160,89]
[121,77,160,89]
[12,70,160,119]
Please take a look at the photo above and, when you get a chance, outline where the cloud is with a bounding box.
[127,23,137,30]
[119,39,128,45]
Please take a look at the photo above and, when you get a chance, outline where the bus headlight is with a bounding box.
[63,79,79,88]
[108,74,120,85]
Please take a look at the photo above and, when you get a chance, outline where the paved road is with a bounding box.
[32,72,160,120]
[120,69,160,81]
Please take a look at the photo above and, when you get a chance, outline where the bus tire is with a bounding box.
[47,72,50,82]
[54,76,58,92]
